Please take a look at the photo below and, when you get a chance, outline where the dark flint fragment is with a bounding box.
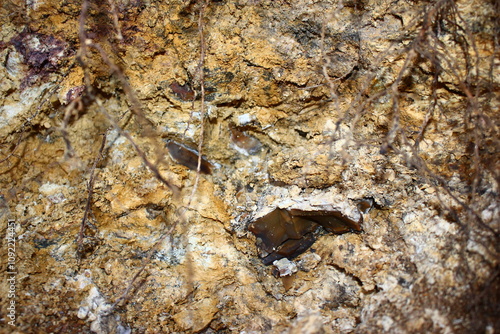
[288,209,362,233]
[262,233,317,265]
[169,81,195,101]
[249,207,363,265]
[230,125,262,155]
[166,140,212,174]
[248,209,318,254]
[357,197,375,214]
[248,209,289,253]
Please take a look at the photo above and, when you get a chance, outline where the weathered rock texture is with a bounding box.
[0,0,498,333]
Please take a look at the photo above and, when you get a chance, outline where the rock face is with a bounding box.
[0,0,498,333]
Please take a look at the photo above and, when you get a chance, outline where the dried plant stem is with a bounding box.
[177,0,211,310]
[73,0,188,313]
[0,132,23,165]
[76,0,179,195]
[327,0,498,240]
[108,0,123,41]
[195,0,208,177]
[95,99,180,197]
[1,77,65,168]
[76,132,107,259]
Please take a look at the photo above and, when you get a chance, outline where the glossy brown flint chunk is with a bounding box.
[262,233,317,265]
[248,209,318,254]
[249,208,363,265]
[288,209,363,233]
[166,141,212,174]
[230,126,262,155]
[169,81,195,101]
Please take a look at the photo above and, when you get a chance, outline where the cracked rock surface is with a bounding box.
[0,0,498,333]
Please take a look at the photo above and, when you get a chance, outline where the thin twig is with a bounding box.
[0,132,23,164]
[77,132,107,258]
[182,0,210,208]
[108,0,123,41]
[95,98,180,197]
[195,0,208,178]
